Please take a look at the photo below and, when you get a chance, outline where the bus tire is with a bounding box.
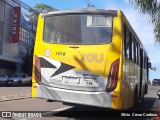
[134,86,138,105]
[144,84,148,94]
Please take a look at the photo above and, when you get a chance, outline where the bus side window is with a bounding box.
[124,24,127,57]
[134,39,137,62]
[129,31,132,60]
[124,25,130,59]
[138,44,140,65]
[146,55,148,69]
[144,52,146,68]
[132,36,135,62]
[136,42,139,64]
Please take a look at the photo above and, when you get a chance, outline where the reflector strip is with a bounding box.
[111,95,118,98]
[69,46,79,48]
[33,86,37,88]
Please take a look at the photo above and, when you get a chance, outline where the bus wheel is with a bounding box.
[145,84,148,94]
[134,87,138,105]
[140,97,144,103]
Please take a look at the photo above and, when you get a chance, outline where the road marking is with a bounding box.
[0,94,31,102]
[42,106,73,116]
[54,106,74,112]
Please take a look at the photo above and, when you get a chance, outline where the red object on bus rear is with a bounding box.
[106,59,120,92]
[107,10,117,12]
[33,86,37,88]
[69,46,79,48]
[35,55,41,84]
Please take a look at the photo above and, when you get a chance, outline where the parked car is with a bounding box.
[152,79,160,85]
[7,73,31,86]
[0,74,8,85]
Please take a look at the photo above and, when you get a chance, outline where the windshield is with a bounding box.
[12,74,22,77]
[43,14,113,44]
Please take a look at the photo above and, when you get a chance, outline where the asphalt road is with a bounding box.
[0,85,159,120]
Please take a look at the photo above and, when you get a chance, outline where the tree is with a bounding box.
[130,0,160,42]
[29,3,57,30]
[22,4,57,75]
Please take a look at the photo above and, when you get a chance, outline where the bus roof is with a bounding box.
[41,9,117,17]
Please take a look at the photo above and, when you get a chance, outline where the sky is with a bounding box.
[22,0,160,81]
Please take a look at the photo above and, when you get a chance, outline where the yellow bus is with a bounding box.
[32,9,151,110]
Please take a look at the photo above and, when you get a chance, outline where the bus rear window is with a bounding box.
[43,14,112,44]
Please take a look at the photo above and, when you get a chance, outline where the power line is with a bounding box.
[82,0,95,9]
[12,0,39,14]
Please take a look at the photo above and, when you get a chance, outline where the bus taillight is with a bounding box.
[106,59,120,92]
[35,55,41,84]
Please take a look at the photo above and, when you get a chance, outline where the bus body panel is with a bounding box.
[32,10,123,109]
[122,14,138,109]
[40,84,112,108]
[121,12,149,109]
[32,10,149,110]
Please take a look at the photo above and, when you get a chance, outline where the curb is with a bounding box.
[0,94,31,102]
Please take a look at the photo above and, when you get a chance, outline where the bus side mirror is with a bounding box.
[148,62,152,68]
[157,90,160,99]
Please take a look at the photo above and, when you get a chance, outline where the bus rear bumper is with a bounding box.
[37,84,112,108]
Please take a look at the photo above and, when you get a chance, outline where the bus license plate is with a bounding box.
[63,77,80,84]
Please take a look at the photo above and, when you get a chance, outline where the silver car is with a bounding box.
[0,74,8,86]
[152,79,160,85]
[7,73,31,86]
